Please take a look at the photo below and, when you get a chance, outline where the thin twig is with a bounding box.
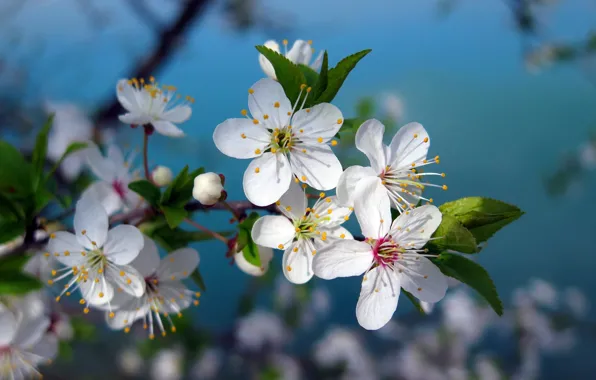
[184,218,228,244]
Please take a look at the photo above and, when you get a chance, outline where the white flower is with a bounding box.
[442,290,491,344]
[105,236,200,339]
[259,39,324,80]
[44,101,93,180]
[118,347,144,376]
[235,245,274,276]
[564,287,588,318]
[382,93,405,121]
[236,310,288,351]
[152,165,173,187]
[190,348,222,380]
[252,181,353,284]
[116,77,193,137]
[578,141,596,170]
[313,182,447,330]
[81,143,142,216]
[46,197,146,309]
[527,278,558,308]
[192,172,224,206]
[151,348,183,380]
[0,302,57,379]
[270,354,302,380]
[337,119,445,212]
[213,78,344,206]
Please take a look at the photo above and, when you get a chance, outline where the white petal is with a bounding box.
[152,120,185,137]
[108,265,146,298]
[289,144,342,190]
[79,181,123,217]
[282,241,314,284]
[277,180,307,220]
[320,225,353,241]
[312,196,352,228]
[85,143,116,182]
[46,232,86,266]
[312,239,373,280]
[158,248,200,280]
[243,153,292,206]
[157,281,193,313]
[162,106,192,123]
[388,122,430,168]
[103,225,144,265]
[355,119,387,174]
[108,301,149,330]
[356,267,400,330]
[235,250,269,277]
[116,79,141,113]
[29,334,58,362]
[79,278,114,306]
[0,306,17,346]
[399,256,447,303]
[248,78,292,127]
[286,40,313,65]
[119,112,149,126]
[336,165,377,207]
[354,176,391,239]
[390,205,442,249]
[259,40,280,79]
[213,118,270,159]
[12,315,49,348]
[292,103,343,142]
[310,50,324,71]
[251,215,295,249]
[129,235,161,278]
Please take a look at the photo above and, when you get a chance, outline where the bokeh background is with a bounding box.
[1,0,596,379]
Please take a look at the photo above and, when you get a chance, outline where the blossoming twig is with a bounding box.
[184,218,229,244]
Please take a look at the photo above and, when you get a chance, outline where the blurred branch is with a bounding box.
[94,0,212,128]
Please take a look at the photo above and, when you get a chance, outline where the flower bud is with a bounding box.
[193,172,224,206]
[152,166,173,187]
[235,245,274,277]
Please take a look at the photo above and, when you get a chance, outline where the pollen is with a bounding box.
[293,246,299,252]
[424,137,429,143]
[311,250,317,256]
[255,167,260,173]
[241,133,246,139]
[263,114,269,120]
[331,140,338,146]
[317,137,323,143]
[417,287,422,291]
[306,87,312,93]
[120,271,125,277]
[127,278,132,284]
[47,279,54,285]
[286,206,292,211]
[301,175,307,181]
[337,118,343,124]
[253,119,259,125]
[124,327,130,333]
[50,233,56,239]
[55,296,61,302]
[278,244,285,249]
[414,133,418,138]
[255,148,261,154]
[283,39,288,45]
[99,292,104,298]
[44,252,50,257]
[109,312,115,319]
[344,215,350,221]
[441,173,446,177]
[193,300,200,306]
[274,102,280,108]
[79,299,85,305]
[299,129,304,133]
[84,308,90,314]
[442,185,448,190]
[340,234,346,239]
[248,89,254,94]
[81,230,87,235]
[327,209,333,215]
[286,265,292,272]
[300,84,307,90]
[241,109,248,116]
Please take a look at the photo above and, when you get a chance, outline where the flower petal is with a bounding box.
[235,245,274,277]
[103,225,144,265]
[310,50,324,71]
[282,241,314,284]
[29,334,59,363]
[286,40,313,65]
[356,267,400,330]
[0,306,17,346]
[85,143,116,182]
[355,119,387,174]
[388,122,430,168]
[12,314,49,348]
[79,181,123,217]
[312,196,352,228]
[248,78,292,127]
[129,235,161,278]
[354,176,391,239]
[289,144,342,190]
[336,165,378,206]
[399,256,447,303]
[47,232,86,267]
[251,215,295,249]
[390,205,442,249]
[312,239,373,280]
[158,248,200,280]
[157,281,193,313]
[108,264,146,298]
[116,79,141,113]
[277,180,307,220]
[320,225,353,241]
[162,106,192,123]
[243,153,292,206]
[259,40,281,79]
[79,278,114,306]
[292,103,343,143]
[152,120,185,137]
[119,113,149,126]
[107,300,148,330]
[213,118,270,159]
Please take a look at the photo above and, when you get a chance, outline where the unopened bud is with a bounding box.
[193,172,224,206]
[152,166,173,187]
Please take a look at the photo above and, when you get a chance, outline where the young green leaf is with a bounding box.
[434,253,503,315]
[148,222,233,250]
[128,180,161,206]
[161,206,188,229]
[33,186,54,214]
[0,254,30,272]
[190,268,207,292]
[242,235,261,267]
[402,289,426,314]
[32,114,55,185]
[0,192,25,219]
[255,45,307,105]
[439,197,524,243]
[46,142,89,180]
[0,141,34,195]
[0,272,43,295]
[315,49,372,104]
[237,212,262,266]
[162,165,189,205]
[427,214,478,253]
[310,51,329,102]
[0,219,25,245]
[298,64,319,87]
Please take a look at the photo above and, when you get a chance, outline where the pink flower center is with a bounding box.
[370,236,401,267]
[112,180,127,199]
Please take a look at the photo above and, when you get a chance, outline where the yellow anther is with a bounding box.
[434,155,440,161]
[51,270,57,276]
[441,173,446,177]
[50,233,56,239]
[331,140,338,146]
[317,137,323,143]
[241,133,247,139]
[109,312,115,319]
[91,241,97,246]
[302,149,306,153]
[127,278,132,284]
[263,114,269,120]
[293,246,299,252]
[271,148,277,153]
[285,206,292,211]
[120,271,125,277]
[171,327,177,333]
[327,209,333,215]
[81,230,86,235]
[337,118,343,124]
[255,148,261,154]
[193,300,200,306]
[311,250,317,256]
[442,185,448,191]
[287,111,292,116]
[253,119,259,125]
[149,334,155,340]
[301,175,307,181]
[47,280,54,285]
[171,275,176,280]
[98,268,103,274]
[300,84,307,90]
[274,102,280,108]
[55,296,61,302]
[286,265,292,272]
[124,327,131,333]
[325,197,332,203]
[306,87,312,93]
[306,109,311,113]
[195,292,201,297]
[299,129,304,133]
[424,137,429,143]
[429,198,434,203]
[79,299,85,305]
[294,177,299,183]
[241,109,248,116]
[278,244,285,249]
[321,232,327,241]
[283,39,288,45]
[411,163,416,167]
[414,133,418,138]
[44,252,50,258]
[340,234,346,239]
[255,167,260,174]
[99,292,104,298]
[84,308,89,314]
[248,88,254,94]
[344,216,350,221]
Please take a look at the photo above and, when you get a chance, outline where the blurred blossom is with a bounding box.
[310,286,331,317]
[191,348,222,380]
[564,287,589,318]
[474,356,501,380]
[118,347,144,376]
[374,320,407,341]
[382,93,405,121]
[274,276,296,309]
[271,354,302,380]
[421,301,435,314]
[390,345,444,380]
[527,278,558,308]
[442,290,491,344]
[236,310,288,351]
[151,347,184,380]
[511,344,541,380]
[578,141,596,170]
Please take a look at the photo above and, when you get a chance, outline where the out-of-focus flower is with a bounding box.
[191,348,222,380]
[474,356,501,380]
[270,354,302,380]
[192,172,224,206]
[374,320,407,341]
[152,165,173,187]
[213,78,344,206]
[252,181,352,284]
[118,347,144,376]
[44,102,93,180]
[382,93,405,121]
[259,39,324,80]
[442,290,491,344]
[236,310,288,351]
[578,141,596,170]
[234,245,274,276]
[117,78,193,137]
[527,278,558,308]
[564,287,589,318]
[151,347,184,380]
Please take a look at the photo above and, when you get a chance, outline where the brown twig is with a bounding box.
[184,218,228,244]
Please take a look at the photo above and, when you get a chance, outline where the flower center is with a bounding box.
[112,180,127,199]
[270,127,297,154]
[370,237,403,267]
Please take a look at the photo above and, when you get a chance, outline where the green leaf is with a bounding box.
[439,197,524,244]
[46,142,89,180]
[340,118,364,135]
[0,219,25,245]
[242,236,261,267]
[34,186,54,213]
[58,341,73,361]
[129,180,161,206]
[434,253,503,315]
[148,220,233,250]
[56,194,72,209]
[355,97,375,119]
[0,271,42,295]
[0,192,25,219]
[162,165,189,204]
[161,166,203,208]
[0,254,30,272]
[0,140,34,195]
[237,212,261,266]
[311,51,329,102]
[402,289,426,314]
[161,206,188,229]
[315,49,372,104]
[298,64,319,87]
[427,214,478,254]
[255,45,306,105]
[70,316,97,341]
[190,268,207,292]
[32,114,54,185]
